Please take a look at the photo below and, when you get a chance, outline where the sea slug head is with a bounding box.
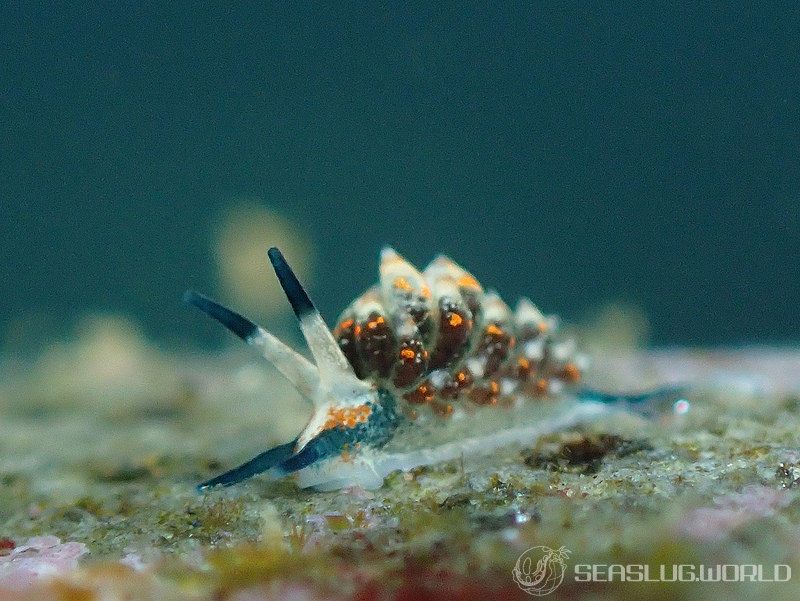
[186,247,401,490]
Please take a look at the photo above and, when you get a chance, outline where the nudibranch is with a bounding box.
[186,247,682,491]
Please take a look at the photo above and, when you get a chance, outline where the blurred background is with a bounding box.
[1,3,798,354]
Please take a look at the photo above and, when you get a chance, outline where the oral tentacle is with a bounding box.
[197,438,298,490]
[183,291,320,399]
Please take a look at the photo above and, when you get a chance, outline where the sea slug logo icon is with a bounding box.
[512,545,571,596]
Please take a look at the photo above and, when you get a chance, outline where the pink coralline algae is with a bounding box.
[677,485,792,542]
[0,536,88,589]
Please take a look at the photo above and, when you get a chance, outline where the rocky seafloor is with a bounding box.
[1,320,799,600]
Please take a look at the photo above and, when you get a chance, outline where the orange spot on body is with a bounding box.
[486,324,504,337]
[448,313,463,327]
[440,369,474,399]
[433,402,454,417]
[393,277,413,292]
[562,362,581,383]
[322,405,372,431]
[400,348,416,360]
[469,381,500,405]
[418,384,434,401]
[534,378,549,396]
[456,275,480,289]
[404,382,436,404]
[366,316,385,330]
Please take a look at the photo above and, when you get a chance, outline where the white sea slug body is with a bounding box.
[186,247,676,491]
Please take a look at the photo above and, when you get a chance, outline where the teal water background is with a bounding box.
[1,3,797,348]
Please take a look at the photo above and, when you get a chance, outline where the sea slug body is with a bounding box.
[186,247,679,491]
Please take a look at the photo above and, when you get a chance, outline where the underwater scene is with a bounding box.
[2,4,799,600]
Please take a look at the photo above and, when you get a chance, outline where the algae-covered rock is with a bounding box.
[1,342,799,600]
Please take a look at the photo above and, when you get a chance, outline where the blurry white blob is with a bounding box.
[28,316,182,410]
[213,203,315,322]
[579,303,650,355]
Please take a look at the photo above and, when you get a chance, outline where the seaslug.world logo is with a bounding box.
[512,545,571,596]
